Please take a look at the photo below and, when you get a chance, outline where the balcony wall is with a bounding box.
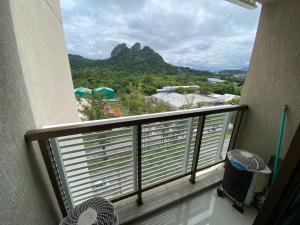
[0,0,78,224]
[237,0,300,160]
[9,0,78,126]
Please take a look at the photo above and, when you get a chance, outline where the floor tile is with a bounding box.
[132,189,258,225]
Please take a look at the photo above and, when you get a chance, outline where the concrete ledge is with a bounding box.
[115,163,225,224]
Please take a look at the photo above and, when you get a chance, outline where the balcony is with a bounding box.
[2,0,300,224]
[25,104,247,223]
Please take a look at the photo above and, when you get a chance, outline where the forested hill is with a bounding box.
[69,42,214,77]
[69,43,244,96]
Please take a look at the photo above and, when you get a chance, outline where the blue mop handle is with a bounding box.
[272,104,288,183]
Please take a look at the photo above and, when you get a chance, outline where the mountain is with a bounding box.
[68,54,95,69]
[218,69,247,75]
[69,43,213,76]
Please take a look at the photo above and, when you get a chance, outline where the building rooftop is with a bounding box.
[207,78,225,83]
[208,93,239,102]
[152,93,219,108]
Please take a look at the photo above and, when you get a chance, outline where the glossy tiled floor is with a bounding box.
[131,189,258,225]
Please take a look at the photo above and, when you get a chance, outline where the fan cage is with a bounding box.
[60,197,118,225]
[227,149,265,171]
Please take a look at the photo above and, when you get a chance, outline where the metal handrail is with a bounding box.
[25,104,247,216]
[25,105,247,141]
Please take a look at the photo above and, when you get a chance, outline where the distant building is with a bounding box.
[207,78,225,83]
[186,94,221,105]
[233,74,247,78]
[208,93,238,102]
[103,104,123,117]
[151,93,219,109]
[156,85,200,93]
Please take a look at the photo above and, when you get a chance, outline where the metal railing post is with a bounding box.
[215,112,231,161]
[190,115,206,184]
[50,138,74,210]
[228,109,245,151]
[183,118,194,174]
[37,139,68,217]
[132,126,138,193]
[136,124,143,205]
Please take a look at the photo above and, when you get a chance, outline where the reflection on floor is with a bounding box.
[132,189,258,225]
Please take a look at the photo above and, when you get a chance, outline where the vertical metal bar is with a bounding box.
[190,115,206,184]
[215,112,231,161]
[38,139,68,217]
[50,138,73,209]
[136,124,143,205]
[183,117,194,173]
[228,109,244,151]
[132,126,138,192]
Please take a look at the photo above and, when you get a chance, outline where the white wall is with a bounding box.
[0,0,79,224]
[10,0,79,126]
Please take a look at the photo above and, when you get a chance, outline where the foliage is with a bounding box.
[71,66,242,97]
[147,102,173,113]
[219,74,246,86]
[227,97,240,105]
[79,93,106,120]
[69,46,215,77]
[175,87,198,94]
[120,83,174,115]
[69,46,244,98]
[70,50,245,118]
[121,83,148,115]
[69,51,219,96]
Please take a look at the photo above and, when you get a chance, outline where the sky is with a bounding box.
[60,0,261,72]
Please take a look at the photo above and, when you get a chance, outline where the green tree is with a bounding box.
[200,82,214,95]
[121,83,148,115]
[227,97,240,105]
[80,93,105,120]
[148,102,173,113]
[175,87,198,94]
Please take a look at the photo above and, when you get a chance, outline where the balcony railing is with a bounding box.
[25,104,247,217]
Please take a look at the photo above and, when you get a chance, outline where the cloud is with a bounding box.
[60,0,261,71]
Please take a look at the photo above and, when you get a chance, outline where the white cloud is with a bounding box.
[60,0,261,71]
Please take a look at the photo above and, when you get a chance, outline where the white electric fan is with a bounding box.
[60,197,118,225]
